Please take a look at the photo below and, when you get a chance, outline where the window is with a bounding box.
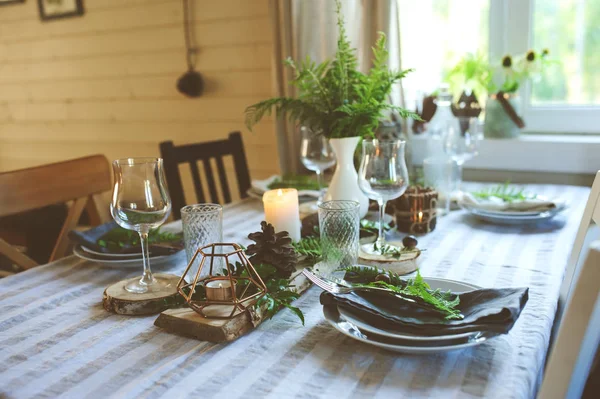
[396,0,489,110]
[396,0,600,134]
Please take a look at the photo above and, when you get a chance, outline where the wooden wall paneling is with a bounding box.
[0,45,272,83]
[0,18,271,62]
[0,0,279,205]
[0,70,272,102]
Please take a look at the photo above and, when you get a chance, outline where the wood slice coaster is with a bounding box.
[358,242,421,275]
[103,273,181,316]
[154,266,311,342]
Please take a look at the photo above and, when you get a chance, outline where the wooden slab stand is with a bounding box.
[154,266,311,342]
[103,273,181,316]
[358,242,420,275]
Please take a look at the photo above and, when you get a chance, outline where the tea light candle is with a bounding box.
[205,279,236,301]
[262,188,301,242]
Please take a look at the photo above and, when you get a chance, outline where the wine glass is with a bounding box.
[300,126,336,199]
[443,117,482,192]
[111,158,172,294]
[358,140,409,250]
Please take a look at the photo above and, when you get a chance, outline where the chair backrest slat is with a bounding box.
[202,158,219,204]
[0,155,112,268]
[229,131,252,200]
[189,161,206,204]
[0,155,111,217]
[159,132,251,220]
[216,157,232,204]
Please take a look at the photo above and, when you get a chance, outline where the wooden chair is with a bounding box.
[160,132,251,220]
[557,171,600,324]
[0,155,112,270]
[538,240,600,399]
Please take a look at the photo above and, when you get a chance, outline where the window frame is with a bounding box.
[490,0,600,134]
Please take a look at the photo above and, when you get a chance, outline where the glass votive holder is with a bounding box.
[318,200,360,274]
[181,204,223,276]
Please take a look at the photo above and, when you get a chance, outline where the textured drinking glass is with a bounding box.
[358,140,409,249]
[111,158,171,294]
[318,200,360,273]
[181,204,223,275]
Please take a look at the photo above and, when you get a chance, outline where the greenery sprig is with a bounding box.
[293,236,322,264]
[471,182,537,203]
[227,262,304,325]
[97,227,182,251]
[372,242,421,259]
[245,0,419,139]
[341,266,462,320]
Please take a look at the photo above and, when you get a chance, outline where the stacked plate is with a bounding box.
[72,225,184,268]
[323,277,497,354]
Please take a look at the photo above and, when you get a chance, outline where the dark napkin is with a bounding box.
[320,287,529,336]
[68,221,183,256]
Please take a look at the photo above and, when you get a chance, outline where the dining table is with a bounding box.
[0,182,590,399]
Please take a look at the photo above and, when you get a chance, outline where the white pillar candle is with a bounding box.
[262,188,301,242]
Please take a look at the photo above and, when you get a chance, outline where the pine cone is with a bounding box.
[246,221,298,278]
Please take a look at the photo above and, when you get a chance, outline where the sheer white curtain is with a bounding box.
[269,0,403,173]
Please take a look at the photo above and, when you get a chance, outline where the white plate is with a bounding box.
[323,277,496,354]
[463,201,566,217]
[80,246,144,259]
[73,245,185,268]
[466,206,564,225]
[339,278,481,342]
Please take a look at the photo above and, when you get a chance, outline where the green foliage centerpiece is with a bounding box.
[244,0,418,217]
[244,0,417,139]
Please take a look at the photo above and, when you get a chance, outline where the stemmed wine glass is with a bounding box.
[443,117,482,192]
[111,158,172,294]
[358,140,409,251]
[300,126,336,199]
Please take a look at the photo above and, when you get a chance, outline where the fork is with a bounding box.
[302,268,406,296]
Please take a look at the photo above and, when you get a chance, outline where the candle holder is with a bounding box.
[392,186,438,235]
[177,243,268,319]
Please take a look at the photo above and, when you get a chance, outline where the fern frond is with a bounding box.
[244,98,321,132]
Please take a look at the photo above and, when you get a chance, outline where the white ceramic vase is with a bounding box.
[323,137,369,218]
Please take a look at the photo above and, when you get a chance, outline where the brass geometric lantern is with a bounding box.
[177,243,268,319]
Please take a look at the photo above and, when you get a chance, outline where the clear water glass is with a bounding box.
[443,117,482,191]
[181,204,223,276]
[300,126,336,197]
[358,140,409,249]
[111,158,171,294]
[318,200,360,274]
[423,157,458,216]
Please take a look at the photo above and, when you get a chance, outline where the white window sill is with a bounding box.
[410,134,600,175]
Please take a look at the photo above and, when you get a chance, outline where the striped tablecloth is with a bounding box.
[0,183,590,399]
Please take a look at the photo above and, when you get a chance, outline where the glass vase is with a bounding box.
[484,94,522,138]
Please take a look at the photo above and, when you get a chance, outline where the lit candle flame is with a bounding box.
[277,189,283,196]
[218,283,223,289]
[418,211,423,222]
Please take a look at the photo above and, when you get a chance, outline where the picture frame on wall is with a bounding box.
[38,0,84,21]
[0,0,25,6]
